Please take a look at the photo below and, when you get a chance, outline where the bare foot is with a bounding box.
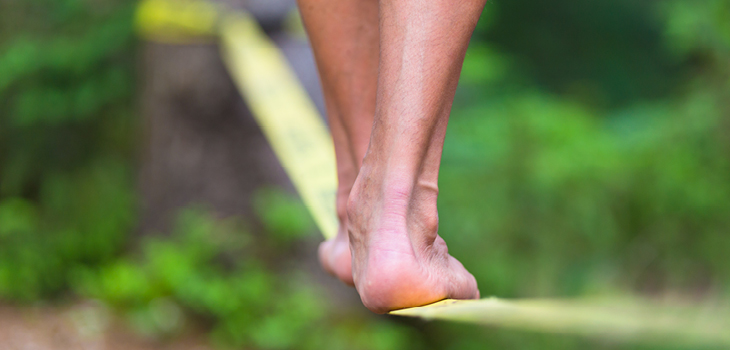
[318,188,354,285]
[346,166,479,314]
[304,0,486,312]
[318,228,353,286]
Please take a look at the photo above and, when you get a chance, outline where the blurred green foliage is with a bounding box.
[443,0,730,300]
[0,0,137,300]
[1,0,730,349]
[74,206,421,349]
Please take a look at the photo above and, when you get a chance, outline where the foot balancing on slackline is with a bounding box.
[298,0,486,313]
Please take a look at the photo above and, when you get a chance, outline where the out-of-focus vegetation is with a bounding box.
[75,203,421,349]
[444,0,730,299]
[1,0,729,349]
[0,0,137,300]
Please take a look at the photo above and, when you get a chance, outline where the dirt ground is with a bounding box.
[0,302,211,350]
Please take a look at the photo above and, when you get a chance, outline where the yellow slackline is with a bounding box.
[218,15,339,241]
[138,0,338,240]
[392,298,730,345]
[136,0,219,43]
[135,0,730,345]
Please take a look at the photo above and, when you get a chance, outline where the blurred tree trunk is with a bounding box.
[136,0,327,234]
[137,41,292,234]
[135,4,361,308]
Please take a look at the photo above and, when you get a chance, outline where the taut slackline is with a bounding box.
[136,0,730,345]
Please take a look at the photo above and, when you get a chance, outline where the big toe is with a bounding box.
[445,256,480,300]
[318,239,354,286]
[318,240,337,275]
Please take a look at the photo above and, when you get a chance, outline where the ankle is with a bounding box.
[335,184,352,225]
[346,164,440,237]
[348,163,410,206]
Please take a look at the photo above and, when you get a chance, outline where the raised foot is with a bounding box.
[353,237,479,314]
[347,179,479,314]
[318,229,354,286]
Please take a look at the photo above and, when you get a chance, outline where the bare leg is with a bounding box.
[347,0,486,312]
[299,0,485,311]
[297,0,379,285]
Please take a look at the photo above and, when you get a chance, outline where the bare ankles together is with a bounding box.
[345,166,479,313]
[299,0,486,312]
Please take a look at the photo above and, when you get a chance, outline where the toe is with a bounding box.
[331,241,354,285]
[318,238,354,286]
[446,256,480,300]
[318,240,336,275]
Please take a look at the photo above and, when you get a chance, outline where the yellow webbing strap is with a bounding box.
[392,298,730,345]
[135,1,730,345]
[136,0,219,43]
[138,0,337,240]
[218,14,339,240]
